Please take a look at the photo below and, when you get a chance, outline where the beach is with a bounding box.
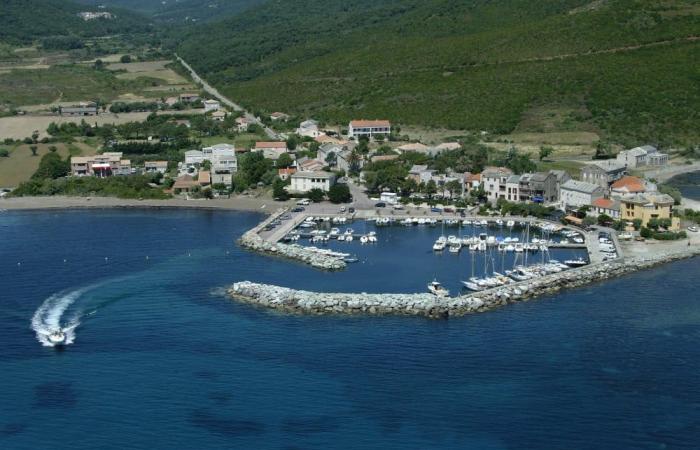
[0,194,293,213]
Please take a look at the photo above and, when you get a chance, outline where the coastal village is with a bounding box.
[1,58,698,309]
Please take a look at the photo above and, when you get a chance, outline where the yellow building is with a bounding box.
[620,193,679,230]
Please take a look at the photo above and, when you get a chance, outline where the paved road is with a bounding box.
[175,54,280,141]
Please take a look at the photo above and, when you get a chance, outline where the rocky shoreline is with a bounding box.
[229,249,699,318]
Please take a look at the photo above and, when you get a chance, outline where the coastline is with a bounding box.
[0,195,293,213]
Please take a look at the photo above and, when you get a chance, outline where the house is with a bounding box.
[144,161,168,174]
[482,166,513,203]
[408,165,434,184]
[296,119,323,138]
[560,179,604,209]
[297,157,325,172]
[211,111,227,122]
[278,168,297,181]
[348,120,391,140]
[620,193,679,229]
[211,147,237,187]
[71,153,130,177]
[580,161,626,188]
[616,147,648,168]
[254,141,288,160]
[235,117,253,132]
[172,175,198,193]
[179,93,200,103]
[203,143,235,160]
[60,104,98,116]
[290,171,336,193]
[397,143,430,154]
[270,112,290,121]
[610,176,655,196]
[203,100,220,112]
[590,198,621,219]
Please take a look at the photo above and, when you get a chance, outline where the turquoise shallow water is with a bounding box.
[0,209,699,449]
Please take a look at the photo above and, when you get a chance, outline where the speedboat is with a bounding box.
[47,329,67,346]
[428,280,450,297]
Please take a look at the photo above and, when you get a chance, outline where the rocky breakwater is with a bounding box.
[238,231,347,270]
[229,249,698,318]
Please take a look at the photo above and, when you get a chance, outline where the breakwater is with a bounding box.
[238,209,347,270]
[229,249,699,318]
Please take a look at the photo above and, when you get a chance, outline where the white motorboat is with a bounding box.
[564,258,587,267]
[47,329,67,346]
[428,280,450,297]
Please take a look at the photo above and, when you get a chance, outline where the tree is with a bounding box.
[328,184,352,203]
[276,153,293,168]
[539,146,554,161]
[307,188,325,203]
[29,145,38,156]
[272,178,289,200]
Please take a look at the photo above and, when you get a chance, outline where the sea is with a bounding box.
[0,209,699,449]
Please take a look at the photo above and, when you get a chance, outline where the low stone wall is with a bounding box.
[229,249,698,318]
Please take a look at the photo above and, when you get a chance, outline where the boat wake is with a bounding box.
[31,285,97,348]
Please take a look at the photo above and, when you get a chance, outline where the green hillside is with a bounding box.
[0,0,152,45]
[177,0,700,145]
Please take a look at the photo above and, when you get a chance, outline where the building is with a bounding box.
[144,161,168,174]
[296,119,323,138]
[616,147,647,168]
[211,111,227,122]
[254,141,288,160]
[560,179,604,209]
[620,193,679,229]
[590,198,621,219]
[270,112,290,121]
[71,153,130,177]
[60,105,98,116]
[203,100,220,112]
[211,147,237,187]
[235,117,253,132]
[580,161,626,189]
[610,175,655,196]
[482,166,513,203]
[290,171,336,193]
[348,120,391,140]
[278,168,297,181]
[179,93,200,103]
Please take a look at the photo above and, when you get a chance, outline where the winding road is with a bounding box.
[175,54,280,140]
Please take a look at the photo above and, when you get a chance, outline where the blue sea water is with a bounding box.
[1,209,699,449]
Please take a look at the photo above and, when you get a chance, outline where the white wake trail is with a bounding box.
[31,285,95,347]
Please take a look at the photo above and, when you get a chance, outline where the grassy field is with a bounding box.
[0,64,166,109]
[0,142,84,187]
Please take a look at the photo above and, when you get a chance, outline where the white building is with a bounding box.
[348,120,391,140]
[290,171,336,193]
[296,119,323,138]
[560,179,604,209]
[211,147,238,187]
[203,100,220,112]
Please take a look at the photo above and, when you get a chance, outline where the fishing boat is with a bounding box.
[428,280,450,297]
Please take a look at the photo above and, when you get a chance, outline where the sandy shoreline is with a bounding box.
[0,195,294,213]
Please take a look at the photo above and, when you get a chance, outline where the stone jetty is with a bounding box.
[229,249,698,318]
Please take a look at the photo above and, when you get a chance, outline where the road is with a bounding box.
[174,54,280,140]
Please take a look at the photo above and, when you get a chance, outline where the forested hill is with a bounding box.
[176,0,700,146]
[0,0,152,44]
[75,0,266,23]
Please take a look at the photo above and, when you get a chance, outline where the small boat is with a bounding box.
[47,329,67,346]
[428,280,450,297]
[564,258,587,267]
